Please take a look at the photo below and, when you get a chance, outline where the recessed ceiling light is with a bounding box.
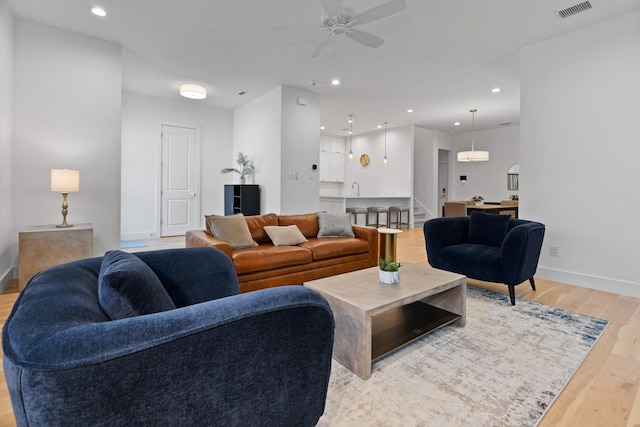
[406,109,414,113]
[377,125,383,129]
[454,122,460,126]
[320,126,325,130]
[91,6,107,17]
[331,79,340,86]
[492,87,501,93]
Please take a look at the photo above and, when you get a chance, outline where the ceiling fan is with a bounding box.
[274,0,407,58]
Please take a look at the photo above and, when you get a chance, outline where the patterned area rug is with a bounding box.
[318,286,609,427]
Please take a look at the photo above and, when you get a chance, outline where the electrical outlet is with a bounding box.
[550,245,559,257]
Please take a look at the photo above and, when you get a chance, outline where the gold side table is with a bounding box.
[378,227,402,262]
[18,223,93,290]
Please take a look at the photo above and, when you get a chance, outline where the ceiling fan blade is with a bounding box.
[352,0,407,26]
[320,0,343,19]
[346,29,384,48]
[312,34,334,58]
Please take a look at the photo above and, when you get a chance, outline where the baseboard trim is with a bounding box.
[121,232,158,241]
[537,266,640,299]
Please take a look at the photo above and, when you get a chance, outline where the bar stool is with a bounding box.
[388,206,410,229]
[346,207,367,225]
[366,207,389,228]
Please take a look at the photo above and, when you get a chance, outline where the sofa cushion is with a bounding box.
[264,225,308,246]
[468,211,510,248]
[232,245,313,274]
[278,213,319,239]
[206,214,258,249]
[98,250,176,320]
[245,213,279,244]
[301,237,369,261]
[317,212,355,238]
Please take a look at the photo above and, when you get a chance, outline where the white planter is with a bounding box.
[379,270,400,284]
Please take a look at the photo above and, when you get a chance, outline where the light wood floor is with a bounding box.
[1,228,639,426]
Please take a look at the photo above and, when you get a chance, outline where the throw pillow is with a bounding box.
[206,214,258,249]
[467,211,510,247]
[317,212,355,238]
[98,250,176,320]
[264,225,308,246]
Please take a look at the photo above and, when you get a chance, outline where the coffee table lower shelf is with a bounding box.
[372,302,461,361]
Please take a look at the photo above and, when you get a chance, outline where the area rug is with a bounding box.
[318,286,609,427]
[120,240,148,249]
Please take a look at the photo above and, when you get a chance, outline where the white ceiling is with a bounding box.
[8,0,640,135]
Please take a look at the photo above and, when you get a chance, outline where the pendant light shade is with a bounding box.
[457,109,489,162]
[383,122,388,164]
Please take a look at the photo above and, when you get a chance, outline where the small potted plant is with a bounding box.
[509,194,519,201]
[471,196,484,206]
[379,256,401,284]
[221,152,255,184]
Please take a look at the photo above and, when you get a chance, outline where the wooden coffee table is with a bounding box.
[305,263,466,379]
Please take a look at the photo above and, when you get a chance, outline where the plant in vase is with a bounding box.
[221,152,254,184]
[379,256,402,284]
[471,196,484,206]
[510,194,519,201]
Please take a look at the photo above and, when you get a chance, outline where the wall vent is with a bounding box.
[556,1,593,19]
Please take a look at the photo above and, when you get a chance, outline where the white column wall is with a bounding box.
[233,87,282,214]
[13,19,122,255]
[0,0,13,290]
[521,10,640,296]
[121,92,233,238]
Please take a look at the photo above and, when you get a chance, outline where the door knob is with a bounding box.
[189,192,196,197]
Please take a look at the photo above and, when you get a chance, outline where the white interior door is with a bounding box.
[161,124,198,237]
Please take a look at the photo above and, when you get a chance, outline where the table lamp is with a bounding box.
[51,169,80,228]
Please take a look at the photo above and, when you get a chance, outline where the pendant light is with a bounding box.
[347,115,354,161]
[457,109,489,162]
[383,122,388,164]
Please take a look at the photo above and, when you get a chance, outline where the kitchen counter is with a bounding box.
[319,195,413,227]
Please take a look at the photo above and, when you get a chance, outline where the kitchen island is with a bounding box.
[319,195,412,227]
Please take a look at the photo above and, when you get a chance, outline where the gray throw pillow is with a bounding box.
[98,250,176,320]
[206,213,258,249]
[264,225,308,246]
[317,212,355,238]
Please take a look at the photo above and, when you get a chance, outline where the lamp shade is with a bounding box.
[51,169,80,192]
[179,84,207,99]
[457,151,490,162]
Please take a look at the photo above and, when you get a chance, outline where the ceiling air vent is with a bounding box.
[556,1,593,19]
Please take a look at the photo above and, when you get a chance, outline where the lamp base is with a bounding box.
[56,224,74,228]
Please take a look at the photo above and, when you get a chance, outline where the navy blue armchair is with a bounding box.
[3,247,334,427]
[424,212,545,305]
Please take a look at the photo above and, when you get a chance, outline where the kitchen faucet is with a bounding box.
[352,181,360,197]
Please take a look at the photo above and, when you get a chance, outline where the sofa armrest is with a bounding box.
[353,225,379,259]
[500,223,546,284]
[186,230,233,258]
[3,286,334,427]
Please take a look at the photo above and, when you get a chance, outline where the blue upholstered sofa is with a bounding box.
[2,247,334,426]
[424,212,545,305]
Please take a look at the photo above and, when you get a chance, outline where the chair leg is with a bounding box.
[508,285,516,305]
[529,277,536,291]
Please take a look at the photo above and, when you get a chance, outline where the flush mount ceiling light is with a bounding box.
[491,87,501,93]
[457,109,489,162]
[179,84,207,99]
[90,6,107,17]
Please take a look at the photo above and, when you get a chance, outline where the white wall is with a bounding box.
[13,19,122,255]
[0,0,13,290]
[344,125,414,197]
[451,125,519,203]
[233,87,282,214]
[521,10,640,296]
[280,87,320,214]
[121,91,233,238]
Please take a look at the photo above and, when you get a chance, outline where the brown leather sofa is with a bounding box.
[186,212,379,293]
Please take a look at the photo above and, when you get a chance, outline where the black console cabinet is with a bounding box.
[224,184,260,216]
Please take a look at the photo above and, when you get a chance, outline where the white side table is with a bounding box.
[378,227,402,262]
[18,223,93,290]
